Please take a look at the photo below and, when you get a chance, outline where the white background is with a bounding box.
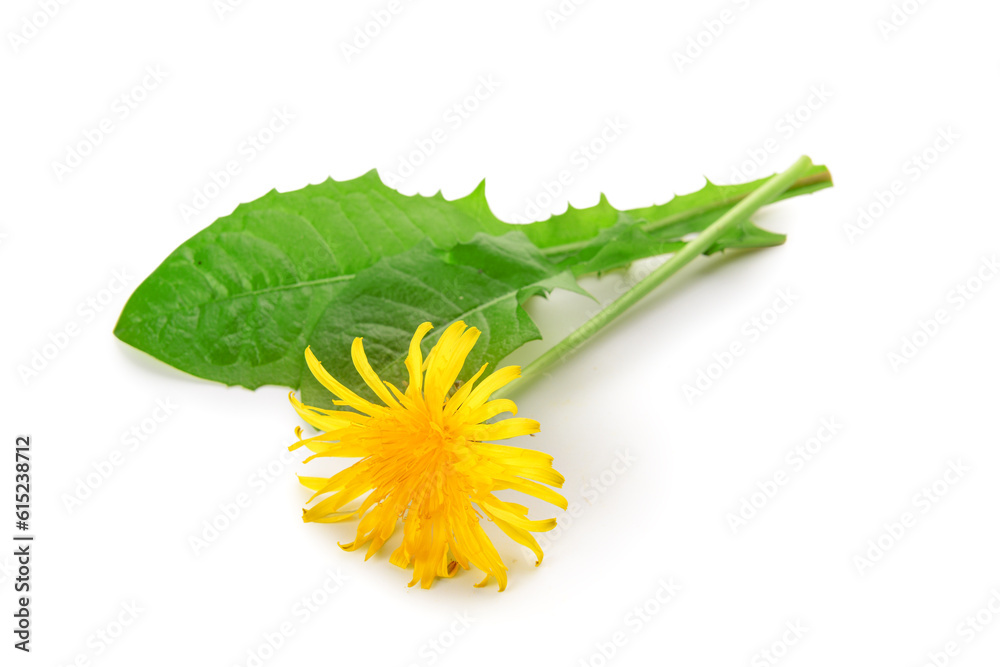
[2,1,999,666]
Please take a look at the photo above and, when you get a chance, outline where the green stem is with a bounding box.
[497,155,816,398]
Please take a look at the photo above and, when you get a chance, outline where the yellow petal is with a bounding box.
[479,496,557,532]
[465,398,518,424]
[288,392,364,433]
[298,476,332,491]
[443,363,488,417]
[311,512,360,524]
[425,323,480,409]
[505,466,566,488]
[494,476,568,510]
[304,347,382,415]
[464,366,521,411]
[491,516,545,566]
[467,418,541,442]
[351,337,402,408]
[302,482,369,521]
[475,442,556,469]
[390,544,411,569]
[422,321,465,373]
[404,322,434,398]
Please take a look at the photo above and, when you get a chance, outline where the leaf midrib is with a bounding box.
[128,274,356,326]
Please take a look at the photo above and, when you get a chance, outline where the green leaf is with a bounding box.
[114,163,832,394]
[531,164,832,274]
[113,172,510,392]
[519,163,829,249]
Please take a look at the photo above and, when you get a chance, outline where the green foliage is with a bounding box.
[114,165,832,397]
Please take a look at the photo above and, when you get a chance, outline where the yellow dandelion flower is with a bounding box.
[288,321,566,591]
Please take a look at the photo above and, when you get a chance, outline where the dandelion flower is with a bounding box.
[289,321,566,591]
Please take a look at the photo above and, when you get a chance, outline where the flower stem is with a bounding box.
[498,155,817,398]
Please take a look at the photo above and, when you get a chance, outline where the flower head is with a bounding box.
[289,321,566,591]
